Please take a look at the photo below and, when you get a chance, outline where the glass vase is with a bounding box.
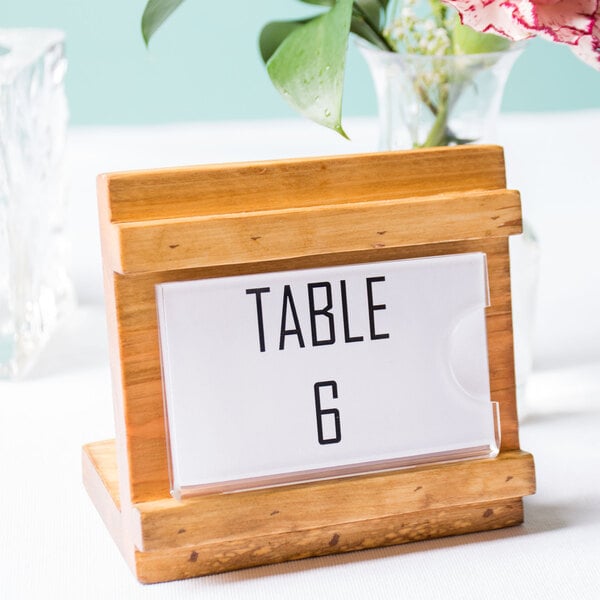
[0,29,75,378]
[358,40,525,150]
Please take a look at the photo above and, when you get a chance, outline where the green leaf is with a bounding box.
[350,15,389,50]
[351,1,394,51]
[266,0,354,138]
[259,20,311,64]
[354,0,387,29]
[452,16,511,55]
[141,0,185,45]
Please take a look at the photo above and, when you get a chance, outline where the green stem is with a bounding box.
[420,81,470,147]
[421,99,450,147]
[416,85,439,117]
[418,74,451,147]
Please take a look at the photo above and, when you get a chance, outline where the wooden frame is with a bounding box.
[83,145,535,584]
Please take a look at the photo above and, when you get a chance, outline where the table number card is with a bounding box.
[86,147,535,581]
[156,252,498,499]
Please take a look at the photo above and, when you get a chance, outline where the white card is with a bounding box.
[156,253,498,498]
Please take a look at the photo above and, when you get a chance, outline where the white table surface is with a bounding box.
[1,113,600,598]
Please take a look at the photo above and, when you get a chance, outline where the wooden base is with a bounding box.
[83,439,535,584]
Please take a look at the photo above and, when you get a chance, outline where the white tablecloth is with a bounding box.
[1,113,599,598]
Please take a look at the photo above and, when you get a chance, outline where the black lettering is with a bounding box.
[314,380,341,445]
[340,280,364,343]
[279,285,305,350]
[366,276,390,340]
[246,287,270,352]
[308,282,335,346]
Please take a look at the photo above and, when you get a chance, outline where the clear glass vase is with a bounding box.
[0,29,75,378]
[358,40,525,150]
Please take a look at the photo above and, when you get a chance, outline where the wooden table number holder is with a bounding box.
[83,145,536,584]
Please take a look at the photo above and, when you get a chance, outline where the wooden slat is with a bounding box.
[99,146,508,223]
[82,441,135,573]
[135,499,523,583]
[134,498,525,583]
[109,189,521,274]
[132,450,535,552]
[83,440,532,584]
[83,440,121,510]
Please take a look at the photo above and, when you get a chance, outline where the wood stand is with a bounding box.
[83,145,535,584]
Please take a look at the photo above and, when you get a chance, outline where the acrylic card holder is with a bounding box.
[83,145,536,584]
[157,252,499,498]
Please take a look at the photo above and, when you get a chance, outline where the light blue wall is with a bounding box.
[3,0,600,125]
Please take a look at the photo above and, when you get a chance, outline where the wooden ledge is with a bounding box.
[109,188,522,274]
[83,439,535,582]
[99,145,509,224]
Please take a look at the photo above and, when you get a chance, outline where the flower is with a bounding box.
[385,10,453,56]
[442,0,600,69]
[573,10,600,66]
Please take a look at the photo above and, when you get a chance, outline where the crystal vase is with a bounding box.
[358,40,525,150]
[0,29,75,378]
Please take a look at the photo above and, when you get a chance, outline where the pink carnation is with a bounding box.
[444,0,600,69]
[572,12,600,67]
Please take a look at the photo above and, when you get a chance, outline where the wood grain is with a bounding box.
[87,146,534,583]
[132,450,535,552]
[110,189,521,274]
[99,146,508,223]
[134,498,525,583]
[82,441,134,573]
[83,439,533,584]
